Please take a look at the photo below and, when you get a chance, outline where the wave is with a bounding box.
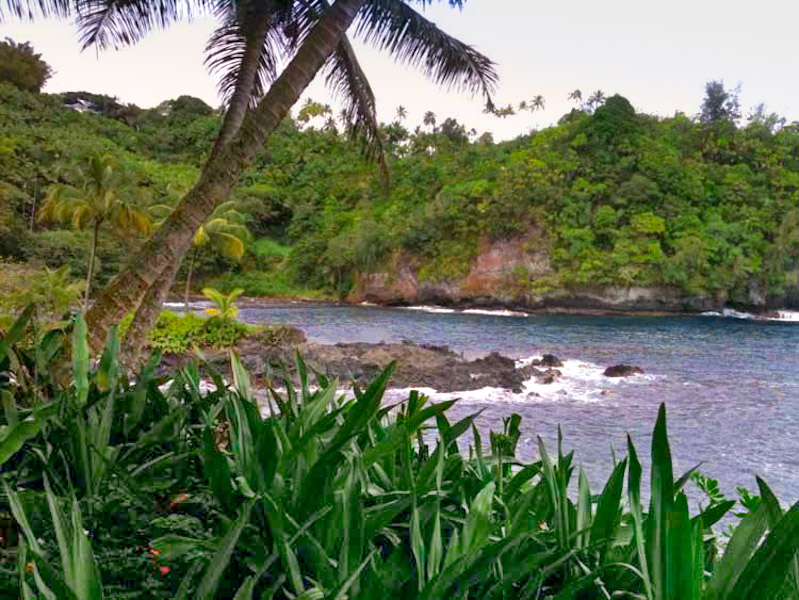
[399,305,528,317]
[462,308,529,318]
[701,308,799,323]
[400,305,458,314]
[163,301,213,309]
[385,355,659,406]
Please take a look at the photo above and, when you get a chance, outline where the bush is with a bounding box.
[120,310,252,354]
[1,315,799,599]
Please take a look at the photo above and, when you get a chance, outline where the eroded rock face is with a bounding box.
[603,365,644,378]
[354,236,549,307]
[353,237,725,313]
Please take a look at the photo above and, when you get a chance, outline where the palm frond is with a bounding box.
[324,32,390,186]
[205,0,302,108]
[204,10,288,107]
[355,0,497,106]
[0,0,71,21]
[74,0,212,50]
[214,232,246,260]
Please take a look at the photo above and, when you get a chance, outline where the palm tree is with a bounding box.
[395,104,407,121]
[531,95,545,111]
[587,89,605,109]
[202,287,244,322]
[568,89,583,103]
[182,202,250,307]
[37,154,151,308]
[3,0,497,348]
[423,110,437,134]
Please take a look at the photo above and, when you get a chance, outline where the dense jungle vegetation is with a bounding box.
[2,79,799,309]
[1,310,799,599]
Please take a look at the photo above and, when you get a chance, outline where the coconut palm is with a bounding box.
[395,104,407,121]
[37,153,151,308]
[2,0,497,347]
[531,94,545,111]
[182,201,250,307]
[202,286,244,321]
[587,89,606,109]
[423,110,437,133]
[568,88,583,103]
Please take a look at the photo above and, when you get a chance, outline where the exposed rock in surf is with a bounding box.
[519,364,562,385]
[603,364,644,378]
[532,354,564,368]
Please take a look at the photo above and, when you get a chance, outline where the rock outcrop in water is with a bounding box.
[603,364,644,377]
[242,342,528,393]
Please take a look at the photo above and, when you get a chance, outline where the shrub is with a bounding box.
[1,315,798,599]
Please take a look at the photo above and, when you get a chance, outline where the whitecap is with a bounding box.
[462,308,529,318]
[400,305,458,314]
[382,355,660,406]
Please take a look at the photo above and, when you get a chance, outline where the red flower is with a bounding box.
[159,565,171,576]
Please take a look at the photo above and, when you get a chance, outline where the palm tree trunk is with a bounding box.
[212,12,272,154]
[85,0,367,350]
[184,249,197,308]
[121,260,182,368]
[84,220,100,309]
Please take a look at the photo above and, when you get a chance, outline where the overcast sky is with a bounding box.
[2,0,798,140]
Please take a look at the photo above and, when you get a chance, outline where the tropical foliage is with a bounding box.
[0,37,51,92]
[4,80,799,306]
[0,311,798,598]
[37,153,153,305]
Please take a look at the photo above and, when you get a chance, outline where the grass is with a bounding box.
[253,237,292,260]
[210,269,335,301]
[0,308,798,598]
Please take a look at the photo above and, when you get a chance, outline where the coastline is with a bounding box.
[173,292,794,320]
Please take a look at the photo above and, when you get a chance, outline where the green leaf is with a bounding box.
[727,502,799,599]
[196,498,256,600]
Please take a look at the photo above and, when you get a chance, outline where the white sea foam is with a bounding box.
[701,308,799,323]
[462,308,529,318]
[401,305,458,314]
[384,355,659,406]
[399,305,528,317]
[163,300,213,309]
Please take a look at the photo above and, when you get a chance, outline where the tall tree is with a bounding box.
[531,94,545,111]
[568,89,582,103]
[587,89,605,109]
[3,0,496,349]
[37,154,152,308]
[0,37,51,91]
[395,104,407,121]
[700,80,741,124]
[423,110,437,134]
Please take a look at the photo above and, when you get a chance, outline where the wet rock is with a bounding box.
[603,364,644,378]
[537,354,564,368]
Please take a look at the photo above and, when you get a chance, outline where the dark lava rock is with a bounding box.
[603,364,644,378]
[538,354,564,368]
[518,365,562,385]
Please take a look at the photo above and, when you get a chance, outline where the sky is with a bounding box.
[2,0,798,140]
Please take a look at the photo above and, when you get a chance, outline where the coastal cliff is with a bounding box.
[354,237,795,313]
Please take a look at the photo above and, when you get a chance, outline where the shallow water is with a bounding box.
[235,303,799,502]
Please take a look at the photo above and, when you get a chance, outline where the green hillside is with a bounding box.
[2,83,799,309]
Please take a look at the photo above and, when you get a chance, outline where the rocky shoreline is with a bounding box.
[162,325,643,395]
[179,291,792,319]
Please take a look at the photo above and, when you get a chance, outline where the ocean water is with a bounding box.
[234,302,799,502]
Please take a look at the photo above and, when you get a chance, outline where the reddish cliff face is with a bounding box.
[353,237,725,313]
[354,237,549,306]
